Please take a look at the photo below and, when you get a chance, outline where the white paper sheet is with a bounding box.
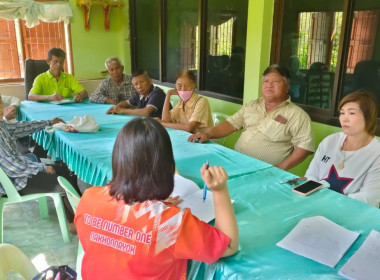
[339,230,380,280]
[277,216,360,267]
[171,174,214,223]
[50,99,74,105]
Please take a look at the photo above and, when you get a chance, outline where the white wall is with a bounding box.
[0,79,103,101]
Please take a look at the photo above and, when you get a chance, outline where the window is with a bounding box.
[130,0,248,103]
[0,18,70,81]
[273,0,380,133]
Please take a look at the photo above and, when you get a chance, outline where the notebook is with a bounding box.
[171,174,214,223]
[50,99,74,105]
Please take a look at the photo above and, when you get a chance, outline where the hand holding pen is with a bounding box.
[201,163,229,196]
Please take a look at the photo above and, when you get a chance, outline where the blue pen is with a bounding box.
[203,160,209,202]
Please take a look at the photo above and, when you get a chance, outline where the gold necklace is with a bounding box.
[338,149,356,170]
[338,136,372,170]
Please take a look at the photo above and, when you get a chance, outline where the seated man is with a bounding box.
[28,48,88,103]
[189,64,315,171]
[89,57,135,104]
[1,95,20,120]
[0,95,79,231]
[106,70,166,118]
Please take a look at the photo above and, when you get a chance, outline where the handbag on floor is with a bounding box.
[32,265,77,280]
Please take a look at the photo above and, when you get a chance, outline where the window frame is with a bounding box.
[0,19,74,83]
[271,0,380,135]
[129,0,245,105]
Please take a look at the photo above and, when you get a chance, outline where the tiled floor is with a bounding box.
[3,199,78,279]
[2,179,92,280]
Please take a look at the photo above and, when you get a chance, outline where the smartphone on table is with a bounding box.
[292,180,323,196]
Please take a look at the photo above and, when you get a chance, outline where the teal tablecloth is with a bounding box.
[19,100,379,279]
[189,167,380,279]
[19,100,271,186]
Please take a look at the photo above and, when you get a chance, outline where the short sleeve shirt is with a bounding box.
[228,97,314,165]
[169,93,214,133]
[89,74,134,103]
[128,86,166,118]
[29,70,84,98]
[75,186,229,280]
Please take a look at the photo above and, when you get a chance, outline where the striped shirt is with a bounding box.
[0,120,50,195]
[228,97,314,165]
[89,74,135,103]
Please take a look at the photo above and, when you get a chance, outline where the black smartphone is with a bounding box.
[292,180,323,196]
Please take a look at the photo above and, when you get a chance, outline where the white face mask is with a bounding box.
[177,90,193,102]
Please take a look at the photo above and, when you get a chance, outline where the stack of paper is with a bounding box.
[171,174,214,223]
[339,230,380,280]
[277,216,360,267]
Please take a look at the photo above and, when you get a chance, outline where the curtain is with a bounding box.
[208,11,235,26]
[0,0,73,28]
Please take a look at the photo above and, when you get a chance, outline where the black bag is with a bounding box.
[32,265,77,280]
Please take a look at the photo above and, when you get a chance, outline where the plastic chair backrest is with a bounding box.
[0,243,38,280]
[0,167,22,201]
[0,167,71,243]
[24,59,50,99]
[212,112,230,126]
[57,176,81,212]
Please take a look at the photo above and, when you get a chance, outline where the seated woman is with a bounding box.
[75,118,238,279]
[157,70,214,133]
[305,90,380,207]
[0,95,79,231]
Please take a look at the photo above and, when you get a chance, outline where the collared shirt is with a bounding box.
[228,97,314,165]
[29,70,84,98]
[128,86,166,118]
[89,74,134,103]
[169,93,214,133]
[0,120,50,195]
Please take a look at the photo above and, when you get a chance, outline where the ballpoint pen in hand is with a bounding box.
[203,160,209,202]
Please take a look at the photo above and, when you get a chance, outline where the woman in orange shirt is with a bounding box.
[75,118,238,280]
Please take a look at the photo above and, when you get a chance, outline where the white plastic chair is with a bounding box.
[0,167,71,243]
[212,112,230,126]
[211,112,230,145]
[0,243,38,280]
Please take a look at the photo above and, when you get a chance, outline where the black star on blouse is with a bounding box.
[323,165,354,193]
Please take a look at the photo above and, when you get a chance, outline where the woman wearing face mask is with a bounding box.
[157,70,214,133]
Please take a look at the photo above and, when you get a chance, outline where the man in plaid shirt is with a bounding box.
[0,95,78,229]
[89,57,135,104]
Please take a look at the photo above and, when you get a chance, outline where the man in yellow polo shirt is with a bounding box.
[28,48,88,102]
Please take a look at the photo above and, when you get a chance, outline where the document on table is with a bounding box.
[338,230,380,280]
[50,99,74,105]
[171,174,214,223]
[276,216,360,267]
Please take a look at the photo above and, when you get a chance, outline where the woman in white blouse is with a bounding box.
[306,90,380,207]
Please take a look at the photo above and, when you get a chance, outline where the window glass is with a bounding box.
[165,0,199,83]
[205,0,248,99]
[279,0,344,109]
[134,0,160,80]
[341,2,380,116]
